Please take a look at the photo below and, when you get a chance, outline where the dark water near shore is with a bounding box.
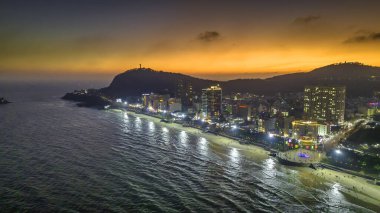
[0,81,377,212]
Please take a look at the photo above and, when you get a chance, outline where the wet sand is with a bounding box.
[310,168,380,210]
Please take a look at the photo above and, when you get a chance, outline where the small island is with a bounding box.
[0,97,10,104]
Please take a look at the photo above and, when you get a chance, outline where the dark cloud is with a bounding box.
[197,31,220,42]
[344,32,380,43]
[293,15,321,25]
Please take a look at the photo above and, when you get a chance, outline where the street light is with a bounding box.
[335,149,342,154]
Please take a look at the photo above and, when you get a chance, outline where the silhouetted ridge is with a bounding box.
[103,68,217,97]
[305,62,378,80]
[101,63,380,98]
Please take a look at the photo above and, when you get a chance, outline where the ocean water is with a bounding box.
[0,81,377,212]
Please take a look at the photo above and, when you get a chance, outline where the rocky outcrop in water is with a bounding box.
[0,97,10,104]
[62,90,112,108]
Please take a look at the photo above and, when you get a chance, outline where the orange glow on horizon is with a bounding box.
[2,43,380,78]
[2,1,380,79]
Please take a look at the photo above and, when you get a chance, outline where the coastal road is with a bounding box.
[323,119,366,151]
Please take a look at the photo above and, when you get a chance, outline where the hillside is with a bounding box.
[101,62,380,98]
[102,68,217,97]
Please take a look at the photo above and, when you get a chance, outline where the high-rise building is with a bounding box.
[201,85,222,120]
[304,86,346,124]
[176,80,193,112]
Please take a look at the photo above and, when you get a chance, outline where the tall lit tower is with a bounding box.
[176,80,193,112]
[201,85,222,120]
[304,86,346,124]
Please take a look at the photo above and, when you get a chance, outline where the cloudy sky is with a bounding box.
[1,0,380,79]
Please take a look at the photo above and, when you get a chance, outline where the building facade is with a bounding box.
[292,120,329,146]
[142,93,170,112]
[201,85,222,120]
[304,86,346,124]
[176,80,193,112]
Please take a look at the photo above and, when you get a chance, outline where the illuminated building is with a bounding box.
[176,80,193,112]
[168,98,182,112]
[237,104,252,121]
[141,93,170,112]
[362,102,380,117]
[256,118,265,132]
[264,118,278,134]
[283,116,295,137]
[304,86,345,124]
[201,85,222,120]
[142,94,151,107]
[292,120,328,145]
[230,103,252,121]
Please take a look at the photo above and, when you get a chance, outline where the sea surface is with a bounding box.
[0,80,377,212]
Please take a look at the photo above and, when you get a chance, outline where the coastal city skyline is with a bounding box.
[1,1,380,212]
[1,0,380,79]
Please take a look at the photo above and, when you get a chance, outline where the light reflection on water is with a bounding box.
[123,112,129,120]
[179,131,188,147]
[148,121,155,132]
[161,127,169,143]
[198,137,208,156]
[135,116,142,130]
[229,147,240,166]
[265,158,275,170]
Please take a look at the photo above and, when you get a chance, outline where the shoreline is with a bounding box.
[125,110,270,160]
[119,109,380,210]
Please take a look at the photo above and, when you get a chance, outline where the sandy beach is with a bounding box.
[122,110,380,210]
[310,168,380,210]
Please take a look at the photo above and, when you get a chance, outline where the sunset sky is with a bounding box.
[1,0,380,80]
